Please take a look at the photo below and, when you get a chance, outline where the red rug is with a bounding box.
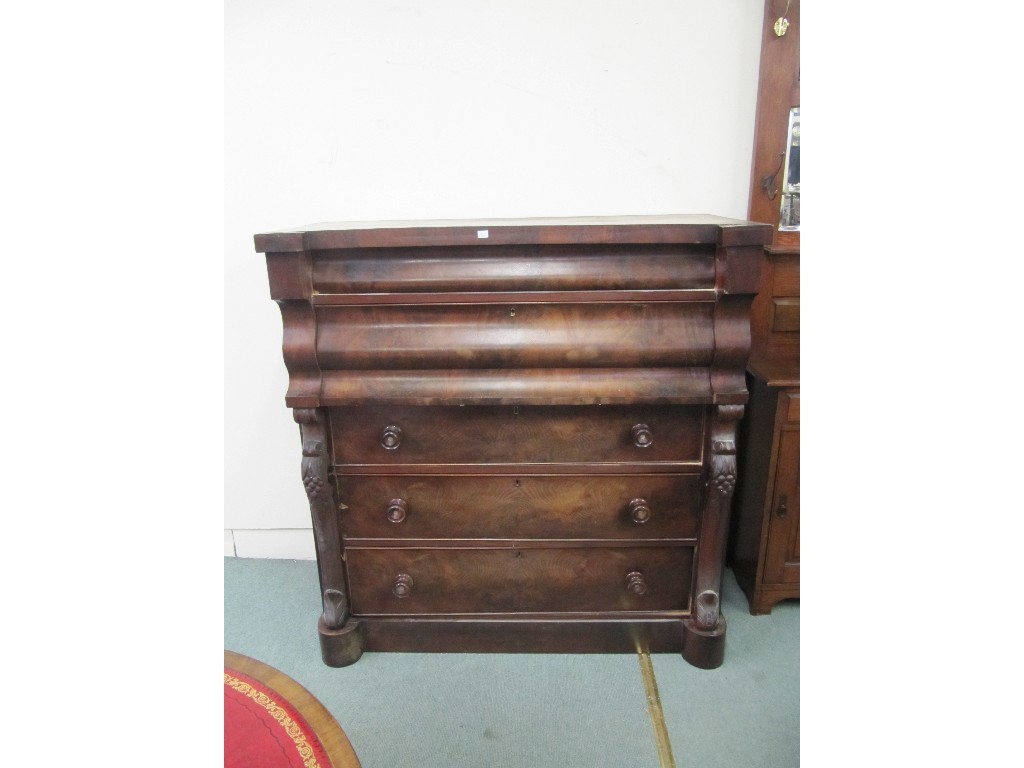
[224,650,362,768]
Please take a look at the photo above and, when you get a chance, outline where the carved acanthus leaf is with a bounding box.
[694,589,720,630]
[323,588,347,629]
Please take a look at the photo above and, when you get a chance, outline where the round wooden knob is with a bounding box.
[380,425,402,450]
[626,570,648,596]
[631,423,653,448]
[628,498,652,524]
[386,498,408,523]
[392,573,413,598]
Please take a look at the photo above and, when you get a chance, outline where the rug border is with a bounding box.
[225,649,362,768]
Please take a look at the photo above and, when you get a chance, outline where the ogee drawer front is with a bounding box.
[315,302,714,370]
[338,475,702,540]
[311,244,716,293]
[331,405,704,466]
[346,546,693,615]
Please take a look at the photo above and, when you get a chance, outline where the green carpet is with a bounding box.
[225,557,798,767]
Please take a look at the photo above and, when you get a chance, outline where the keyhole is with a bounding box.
[509,307,517,317]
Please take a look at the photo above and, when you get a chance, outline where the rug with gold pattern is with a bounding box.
[224,650,362,768]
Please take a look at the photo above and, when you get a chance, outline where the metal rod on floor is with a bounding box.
[637,648,677,768]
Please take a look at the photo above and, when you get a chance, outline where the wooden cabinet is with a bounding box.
[255,215,771,668]
[731,370,800,613]
[730,243,801,612]
[730,244,801,615]
[728,0,801,615]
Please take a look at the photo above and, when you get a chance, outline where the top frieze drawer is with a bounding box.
[310,244,716,294]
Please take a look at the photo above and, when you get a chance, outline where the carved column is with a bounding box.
[294,408,363,666]
[682,404,744,669]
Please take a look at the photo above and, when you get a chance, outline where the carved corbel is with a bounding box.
[693,405,743,631]
[295,409,349,630]
[681,404,744,669]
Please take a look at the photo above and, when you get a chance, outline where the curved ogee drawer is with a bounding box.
[314,302,714,370]
[311,243,716,294]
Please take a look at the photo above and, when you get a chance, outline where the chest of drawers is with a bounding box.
[255,215,771,669]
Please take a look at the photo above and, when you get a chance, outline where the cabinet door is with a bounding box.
[763,425,799,584]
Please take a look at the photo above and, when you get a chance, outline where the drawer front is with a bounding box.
[315,303,714,370]
[339,474,702,540]
[769,297,800,333]
[771,254,800,297]
[311,244,716,294]
[346,546,693,615]
[331,405,705,466]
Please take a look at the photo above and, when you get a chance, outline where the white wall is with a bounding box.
[225,0,765,558]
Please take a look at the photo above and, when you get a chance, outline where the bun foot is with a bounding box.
[681,615,727,669]
[318,616,364,667]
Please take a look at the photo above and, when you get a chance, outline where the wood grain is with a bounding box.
[346,546,693,615]
[255,214,772,252]
[330,405,705,466]
[312,243,716,294]
[338,474,703,540]
[318,367,714,407]
[315,302,715,370]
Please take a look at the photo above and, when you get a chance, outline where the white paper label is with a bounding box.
[477,229,489,239]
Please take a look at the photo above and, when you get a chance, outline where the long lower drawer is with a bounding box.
[346,546,693,615]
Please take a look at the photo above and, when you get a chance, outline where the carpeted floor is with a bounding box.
[225,557,799,767]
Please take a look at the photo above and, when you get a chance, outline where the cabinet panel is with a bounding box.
[771,255,800,297]
[763,427,800,584]
[729,376,800,614]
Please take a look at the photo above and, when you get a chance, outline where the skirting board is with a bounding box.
[226,529,317,559]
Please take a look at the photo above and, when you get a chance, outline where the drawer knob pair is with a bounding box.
[626,570,648,596]
[393,571,646,598]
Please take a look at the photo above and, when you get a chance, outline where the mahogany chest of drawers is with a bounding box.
[255,215,771,669]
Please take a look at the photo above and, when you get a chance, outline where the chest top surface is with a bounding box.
[254,214,772,252]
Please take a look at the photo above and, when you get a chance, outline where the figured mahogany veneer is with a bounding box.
[256,214,771,669]
[338,474,703,540]
[347,546,693,615]
[330,405,704,466]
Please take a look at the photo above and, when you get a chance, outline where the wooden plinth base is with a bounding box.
[317,615,728,669]
[318,617,364,667]
[359,616,686,654]
[681,615,727,669]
